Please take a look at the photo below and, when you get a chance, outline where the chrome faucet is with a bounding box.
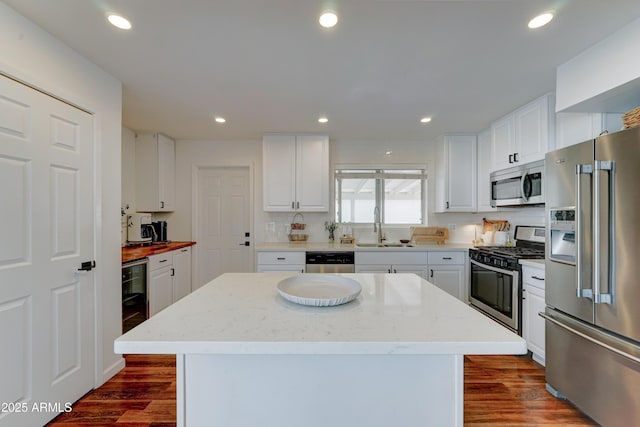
[373,206,385,244]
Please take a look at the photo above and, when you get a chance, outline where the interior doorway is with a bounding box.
[193,166,253,288]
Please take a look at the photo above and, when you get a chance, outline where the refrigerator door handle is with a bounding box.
[593,160,614,305]
[541,311,640,364]
[575,163,593,299]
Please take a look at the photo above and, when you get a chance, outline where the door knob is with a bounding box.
[238,242,250,246]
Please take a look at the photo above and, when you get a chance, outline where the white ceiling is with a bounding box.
[5,0,640,142]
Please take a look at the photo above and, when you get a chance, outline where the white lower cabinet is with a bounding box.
[355,251,429,279]
[427,265,465,301]
[173,246,192,302]
[256,251,305,273]
[148,247,193,317]
[427,251,467,301]
[148,251,174,316]
[355,263,428,279]
[522,263,546,366]
[355,250,468,301]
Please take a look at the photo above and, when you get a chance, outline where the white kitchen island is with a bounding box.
[115,273,526,427]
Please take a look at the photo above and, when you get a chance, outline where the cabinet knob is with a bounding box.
[513,152,519,162]
[430,269,434,278]
[509,154,514,164]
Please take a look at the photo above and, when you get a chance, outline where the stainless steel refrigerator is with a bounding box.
[544,125,640,426]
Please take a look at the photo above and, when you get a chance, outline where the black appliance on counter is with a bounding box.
[468,225,545,335]
[152,221,168,242]
[122,258,148,333]
[305,251,355,273]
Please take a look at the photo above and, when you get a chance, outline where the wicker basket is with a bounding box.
[288,233,308,242]
[290,212,306,230]
[623,106,640,129]
[289,212,307,241]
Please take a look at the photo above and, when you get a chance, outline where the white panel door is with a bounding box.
[0,75,95,426]
[196,167,252,288]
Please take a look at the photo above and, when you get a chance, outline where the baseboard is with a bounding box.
[99,356,126,386]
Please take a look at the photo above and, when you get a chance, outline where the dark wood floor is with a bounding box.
[47,354,597,426]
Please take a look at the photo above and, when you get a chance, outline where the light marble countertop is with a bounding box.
[256,242,471,252]
[115,273,525,356]
[519,259,545,267]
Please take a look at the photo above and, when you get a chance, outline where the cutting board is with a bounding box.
[410,226,449,245]
[482,218,509,233]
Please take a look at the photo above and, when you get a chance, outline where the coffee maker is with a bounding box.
[152,221,168,242]
[127,213,153,244]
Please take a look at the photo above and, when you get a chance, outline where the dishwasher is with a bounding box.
[305,251,355,273]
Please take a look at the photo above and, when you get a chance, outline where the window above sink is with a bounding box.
[334,167,427,226]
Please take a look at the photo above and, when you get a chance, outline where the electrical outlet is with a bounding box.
[448,223,456,230]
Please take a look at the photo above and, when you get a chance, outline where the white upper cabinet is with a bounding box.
[491,94,555,172]
[476,128,495,212]
[555,112,624,149]
[135,132,176,212]
[434,134,477,213]
[263,134,329,212]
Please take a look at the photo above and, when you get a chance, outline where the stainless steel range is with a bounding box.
[469,225,545,335]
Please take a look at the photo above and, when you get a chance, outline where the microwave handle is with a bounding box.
[520,174,530,201]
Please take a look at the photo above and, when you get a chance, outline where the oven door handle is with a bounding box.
[470,259,517,276]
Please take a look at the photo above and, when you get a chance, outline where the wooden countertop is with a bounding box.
[122,241,196,263]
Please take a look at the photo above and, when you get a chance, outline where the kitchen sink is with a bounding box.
[356,243,413,248]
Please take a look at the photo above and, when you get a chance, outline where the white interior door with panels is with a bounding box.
[195,166,252,289]
[0,75,95,426]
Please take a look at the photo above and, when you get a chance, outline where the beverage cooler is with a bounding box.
[122,258,148,333]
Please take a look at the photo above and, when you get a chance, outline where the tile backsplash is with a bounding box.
[261,207,545,244]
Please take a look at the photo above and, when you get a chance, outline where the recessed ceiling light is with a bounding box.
[385,151,393,155]
[318,117,329,123]
[107,14,132,30]
[319,11,338,28]
[214,117,226,123]
[420,117,432,123]
[528,12,553,29]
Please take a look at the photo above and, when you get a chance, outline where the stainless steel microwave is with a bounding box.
[490,159,544,207]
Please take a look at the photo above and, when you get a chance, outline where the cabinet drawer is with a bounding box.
[257,251,305,265]
[427,251,465,265]
[522,266,545,290]
[148,252,173,271]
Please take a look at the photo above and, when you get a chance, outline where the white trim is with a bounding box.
[101,357,126,384]
[335,162,428,171]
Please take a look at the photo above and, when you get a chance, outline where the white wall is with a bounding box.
[1,2,124,385]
